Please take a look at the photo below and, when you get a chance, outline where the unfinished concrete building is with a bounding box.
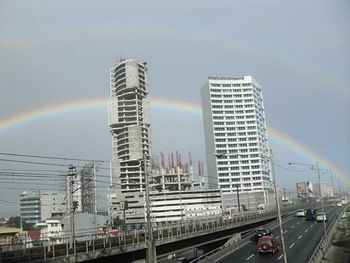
[108,58,151,219]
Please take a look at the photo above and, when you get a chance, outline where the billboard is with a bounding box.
[296,182,313,199]
[297,182,306,197]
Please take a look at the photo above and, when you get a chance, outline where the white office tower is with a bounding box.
[201,76,272,211]
[108,58,151,222]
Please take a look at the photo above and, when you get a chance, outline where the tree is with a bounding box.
[6,216,35,230]
[113,216,124,227]
[6,216,21,228]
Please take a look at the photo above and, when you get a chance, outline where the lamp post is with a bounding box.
[268,150,288,263]
[141,156,157,263]
[329,168,334,198]
[288,162,327,238]
[234,184,241,213]
[216,151,287,262]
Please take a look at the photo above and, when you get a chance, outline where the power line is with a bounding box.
[0,152,108,163]
[274,164,314,172]
[0,170,110,179]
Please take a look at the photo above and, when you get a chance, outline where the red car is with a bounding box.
[257,236,279,254]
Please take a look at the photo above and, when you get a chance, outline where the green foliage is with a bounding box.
[6,216,21,228]
[5,216,35,230]
[113,216,124,227]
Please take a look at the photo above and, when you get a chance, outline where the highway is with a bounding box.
[218,206,338,263]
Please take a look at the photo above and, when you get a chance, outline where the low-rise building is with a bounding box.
[0,227,22,246]
[111,188,222,226]
[41,213,108,244]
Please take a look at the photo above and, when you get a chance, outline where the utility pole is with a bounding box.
[68,165,76,255]
[247,191,250,211]
[317,162,327,238]
[235,185,241,213]
[143,157,156,263]
[270,150,288,263]
[329,168,334,198]
[337,175,342,198]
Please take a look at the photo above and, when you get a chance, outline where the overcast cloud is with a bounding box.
[0,0,349,216]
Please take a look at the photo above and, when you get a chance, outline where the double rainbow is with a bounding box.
[0,97,348,186]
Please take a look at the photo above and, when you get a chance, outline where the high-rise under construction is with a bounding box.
[108,58,151,219]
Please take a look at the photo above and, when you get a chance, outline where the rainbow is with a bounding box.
[0,97,349,186]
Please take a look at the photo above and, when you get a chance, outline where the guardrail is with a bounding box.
[0,204,306,262]
[307,205,348,263]
[188,207,300,263]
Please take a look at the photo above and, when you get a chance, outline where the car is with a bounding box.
[316,212,327,222]
[296,209,305,217]
[338,221,346,230]
[337,202,342,207]
[257,236,279,254]
[254,227,272,241]
[305,209,317,221]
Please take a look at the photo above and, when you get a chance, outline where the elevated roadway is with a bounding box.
[0,206,305,262]
[216,205,339,263]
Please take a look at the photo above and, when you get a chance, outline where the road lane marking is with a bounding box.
[298,235,303,240]
[278,255,283,260]
[289,243,295,248]
[284,230,288,233]
[305,229,309,233]
[246,254,254,260]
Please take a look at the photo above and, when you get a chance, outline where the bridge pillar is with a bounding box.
[146,240,157,263]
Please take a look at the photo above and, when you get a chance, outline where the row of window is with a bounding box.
[220,182,262,188]
[210,83,249,88]
[211,99,254,104]
[211,94,253,98]
[212,111,256,116]
[218,165,261,170]
[219,176,262,182]
[211,104,256,110]
[218,170,266,176]
[217,159,260,165]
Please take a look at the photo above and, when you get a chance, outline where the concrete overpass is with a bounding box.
[0,205,306,263]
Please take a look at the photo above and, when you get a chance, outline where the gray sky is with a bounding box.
[0,0,349,216]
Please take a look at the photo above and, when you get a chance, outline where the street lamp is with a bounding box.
[288,162,327,238]
[267,150,288,263]
[216,151,288,262]
[140,156,157,263]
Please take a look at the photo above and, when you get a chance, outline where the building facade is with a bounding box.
[108,58,151,219]
[41,192,66,221]
[65,164,97,214]
[314,182,334,198]
[116,189,222,226]
[201,76,272,209]
[20,191,41,224]
[41,213,108,244]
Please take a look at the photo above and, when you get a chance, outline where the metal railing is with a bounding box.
[307,205,348,263]
[0,205,304,262]
[188,206,301,263]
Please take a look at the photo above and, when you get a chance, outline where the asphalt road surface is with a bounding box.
[218,206,339,263]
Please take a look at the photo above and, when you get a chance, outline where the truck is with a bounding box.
[305,209,317,221]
